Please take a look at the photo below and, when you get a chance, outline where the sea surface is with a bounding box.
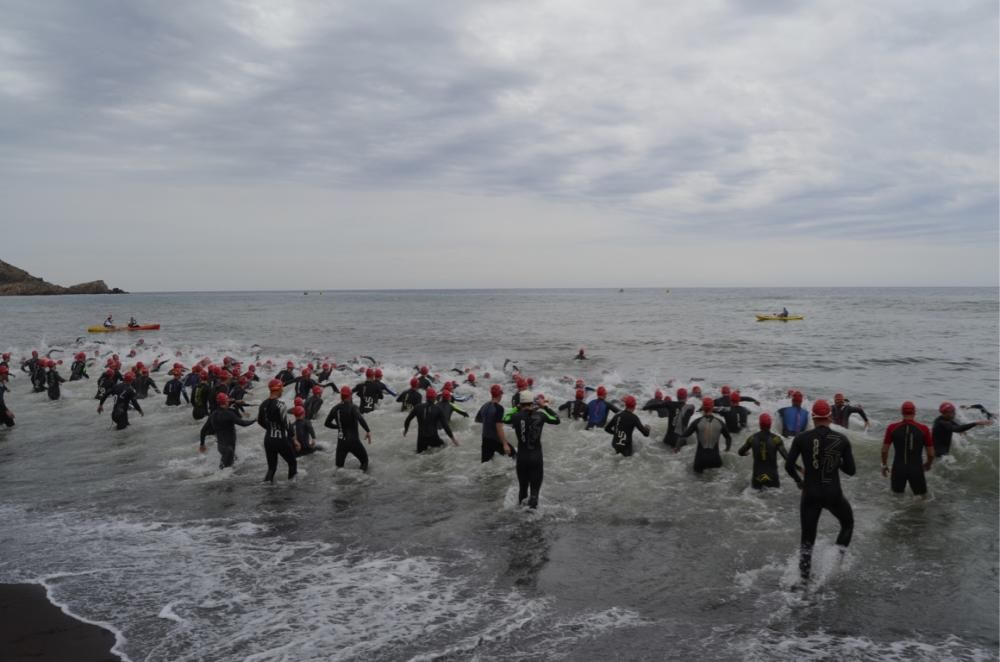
[0,288,997,661]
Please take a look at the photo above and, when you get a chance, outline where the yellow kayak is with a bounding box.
[756,315,804,321]
[87,324,161,333]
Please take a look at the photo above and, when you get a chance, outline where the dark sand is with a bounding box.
[0,583,121,661]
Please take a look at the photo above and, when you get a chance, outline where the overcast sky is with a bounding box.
[1,0,997,290]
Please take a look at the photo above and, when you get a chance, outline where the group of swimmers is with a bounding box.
[1,346,994,582]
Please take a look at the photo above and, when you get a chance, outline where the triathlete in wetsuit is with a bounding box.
[558,390,589,420]
[275,362,297,386]
[353,369,383,413]
[163,371,189,406]
[257,379,297,482]
[436,390,469,427]
[0,366,14,427]
[325,386,372,470]
[932,402,992,456]
[200,393,256,468]
[304,385,324,420]
[605,395,650,457]
[831,393,869,430]
[652,388,695,450]
[881,401,934,496]
[785,399,855,582]
[290,406,318,456]
[45,361,66,400]
[502,390,561,508]
[574,348,587,360]
[414,365,435,390]
[69,353,90,381]
[403,388,458,453]
[777,391,810,438]
[95,368,118,401]
[475,384,513,462]
[133,369,159,400]
[682,398,733,473]
[98,372,144,430]
[396,378,423,412]
[738,413,788,489]
[642,390,669,418]
[373,368,395,400]
[585,386,620,430]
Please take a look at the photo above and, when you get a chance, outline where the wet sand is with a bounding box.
[0,583,121,662]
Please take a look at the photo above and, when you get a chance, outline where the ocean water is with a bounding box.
[0,287,997,661]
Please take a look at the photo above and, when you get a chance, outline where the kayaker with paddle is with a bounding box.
[103,314,114,328]
[778,307,789,318]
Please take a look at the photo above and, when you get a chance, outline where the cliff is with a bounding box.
[0,260,126,296]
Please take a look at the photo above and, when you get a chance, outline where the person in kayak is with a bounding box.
[0,365,15,427]
[475,384,513,462]
[932,402,993,456]
[502,390,561,508]
[69,352,90,381]
[200,393,256,468]
[558,389,589,421]
[403,388,458,453]
[778,391,810,438]
[325,386,373,471]
[258,379,297,483]
[604,395,650,457]
[585,386,620,430]
[127,316,139,328]
[778,307,789,318]
[830,393,869,430]
[103,314,114,328]
[785,399,855,583]
[98,372,144,430]
[681,398,732,473]
[737,413,789,489]
[881,401,934,497]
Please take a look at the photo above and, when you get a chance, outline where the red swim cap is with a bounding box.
[286,361,294,368]
[812,399,832,418]
[441,390,452,402]
[294,397,304,407]
[702,397,714,411]
[901,401,916,415]
[676,388,688,400]
[340,386,352,399]
[419,366,429,375]
[623,395,637,410]
[374,369,383,379]
[654,389,663,400]
[122,372,135,383]
[268,379,283,391]
[792,391,803,404]
[596,386,607,398]
[759,412,772,429]
[215,393,230,406]
[426,388,437,400]
[575,389,585,400]
[410,377,419,388]
[291,406,305,418]
[366,368,375,379]
[939,402,955,415]
[467,373,476,383]
[312,385,322,395]
[834,393,845,404]
[721,385,731,395]
[490,384,503,397]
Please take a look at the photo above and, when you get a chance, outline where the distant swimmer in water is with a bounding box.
[681,398,732,473]
[785,400,855,583]
[961,404,995,420]
[98,371,144,430]
[738,413,789,489]
[502,390,561,508]
[574,348,587,360]
[932,402,992,456]
[325,386,372,470]
[831,393,869,430]
[200,393,256,469]
[604,395,650,457]
[881,401,933,498]
[0,365,14,427]
[258,379,297,483]
[475,384,513,462]
[103,314,114,328]
[403,388,458,453]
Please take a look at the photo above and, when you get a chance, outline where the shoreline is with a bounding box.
[0,583,123,662]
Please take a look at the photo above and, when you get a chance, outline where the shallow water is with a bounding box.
[0,288,997,661]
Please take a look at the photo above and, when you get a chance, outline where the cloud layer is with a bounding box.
[1,0,997,288]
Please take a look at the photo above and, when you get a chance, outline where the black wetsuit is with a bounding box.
[654,400,695,448]
[738,430,788,488]
[642,398,669,418]
[200,408,255,468]
[376,380,396,399]
[558,399,588,421]
[303,394,323,420]
[100,383,143,430]
[182,373,201,394]
[416,375,434,390]
[682,414,732,473]
[404,402,454,453]
[228,384,248,416]
[884,420,933,495]
[69,360,89,381]
[353,381,383,414]
[292,419,318,456]
[396,388,422,412]
[437,401,469,428]
[475,401,510,462]
[257,398,296,482]
[931,416,978,456]
[325,402,371,469]
[605,410,650,457]
[275,369,296,386]
[208,382,230,413]
[191,382,212,420]
[46,370,66,401]
[785,426,855,581]
[95,372,119,401]
[503,406,560,508]
[163,377,189,406]
[133,375,158,400]
[0,383,14,427]
[30,366,46,393]
[831,403,868,429]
